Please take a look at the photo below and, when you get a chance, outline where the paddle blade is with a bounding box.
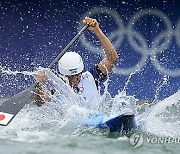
[0,85,35,126]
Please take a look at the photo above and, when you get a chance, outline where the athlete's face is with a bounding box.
[66,73,82,88]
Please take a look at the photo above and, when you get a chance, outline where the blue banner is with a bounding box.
[0,0,180,100]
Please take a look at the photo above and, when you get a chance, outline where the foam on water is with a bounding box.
[0,67,180,143]
[142,90,180,137]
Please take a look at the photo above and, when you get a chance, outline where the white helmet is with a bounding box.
[58,52,84,76]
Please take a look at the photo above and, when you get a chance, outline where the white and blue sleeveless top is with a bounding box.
[74,66,107,109]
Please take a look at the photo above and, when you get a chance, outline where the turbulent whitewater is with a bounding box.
[0,67,180,154]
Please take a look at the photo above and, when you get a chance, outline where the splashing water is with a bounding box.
[135,74,180,137]
[0,67,180,143]
[0,65,36,76]
[142,90,180,137]
[153,75,170,104]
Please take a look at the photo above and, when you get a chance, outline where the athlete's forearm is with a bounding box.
[35,82,51,107]
[94,28,118,63]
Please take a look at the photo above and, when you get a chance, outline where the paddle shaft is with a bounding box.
[48,25,88,69]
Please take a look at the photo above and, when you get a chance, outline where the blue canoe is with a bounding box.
[83,113,138,133]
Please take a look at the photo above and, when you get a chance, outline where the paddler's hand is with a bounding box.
[35,72,48,84]
[82,17,100,32]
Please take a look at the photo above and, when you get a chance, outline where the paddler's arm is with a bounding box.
[83,17,118,75]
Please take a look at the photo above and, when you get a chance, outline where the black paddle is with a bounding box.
[0,25,88,126]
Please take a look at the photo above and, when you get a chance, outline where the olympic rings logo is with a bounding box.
[78,7,180,77]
